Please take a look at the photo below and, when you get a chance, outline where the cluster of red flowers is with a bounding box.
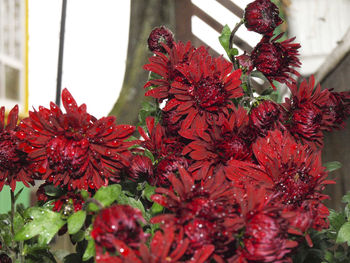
[0,0,350,262]
[88,0,350,261]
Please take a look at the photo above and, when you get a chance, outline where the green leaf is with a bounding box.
[67,210,86,235]
[336,221,350,244]
[143,183,156,202]
[144,149,155,163]
[14,187,24,201]
[71,230,85,243]
[14,207,65,245]
[44,184,65,197]
[342,192,350,204]
[151,202,163,214]
[82,238,95,261]
[229,48,238,56]
[324,161,342,172]
[89,184,122,212]
[329,210,346,232]
[219,25,231,54]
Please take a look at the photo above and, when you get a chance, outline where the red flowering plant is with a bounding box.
[1,1,350,263]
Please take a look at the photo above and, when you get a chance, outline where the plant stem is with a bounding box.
[10,190,16,262]
[229,20,244,68]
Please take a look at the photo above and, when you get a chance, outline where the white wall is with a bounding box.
[28,0,130,118]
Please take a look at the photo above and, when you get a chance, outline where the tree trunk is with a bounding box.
[109,0,175,125]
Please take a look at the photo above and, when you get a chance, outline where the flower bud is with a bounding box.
[147,26,174,53]
[244,0,282,35]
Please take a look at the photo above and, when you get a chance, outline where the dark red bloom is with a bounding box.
[164,48,243,133]
[129,155,154,181]
[147,26,174,53]
[287,199,330,246]
[138,117,184,159]
[151,167,242,257]
[138,117,187,186]
[283,76,330,147]
[95,224,214,263]
[0,253,11,263]
[244,0,283,35]
[250,99,282,137]
[153,156,189,187]
[0,105,31,191]
[322,90,350,131]
[236,53,254,73]
[251,34,301,89]
[52,192,85,213]
[91,204,147,258]
[143,41,196,101]
[17,89,135,191]
[236,187,298,263]
[252,129,332,207]
[182,107,253,180]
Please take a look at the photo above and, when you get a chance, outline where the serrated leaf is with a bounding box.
[67,210,86,235]
[82,238,95,261]
[15,207,65,245]
[336,222,350,244]
[324,161,342,172]
[219,25,231,54]
[89,184,122,212]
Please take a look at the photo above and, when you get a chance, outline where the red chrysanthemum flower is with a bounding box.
[0,253,11,263]
[236,53,254,73]
[147,26,174,53]
[252,129,332,206]
[143,41,196,101]
[244,0,283,35]
[283,76,330,148]
[322,90,350,131]
[152,156,189,187]
[91,204,147,259]
[250,99,283,137]
[129,155,154,181]
[95,224,214,263]
[164,49,243,134]
[287,199,330,246]
[182,107,253,180]
[151,167,242,257]
[0,105,31,191]
[235,186,298,263]
[251,34,301,89]
[52,192,85,213]
[17,89,135,190]
[138,117,188,186]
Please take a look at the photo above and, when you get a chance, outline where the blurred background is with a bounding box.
[0,0,349,216]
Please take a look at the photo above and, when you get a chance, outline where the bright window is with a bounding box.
[0,0,27,113]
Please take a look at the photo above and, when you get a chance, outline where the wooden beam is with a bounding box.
[216,0,244,18]
[314,27,350,84]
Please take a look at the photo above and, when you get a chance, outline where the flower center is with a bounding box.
[215,135,251,161]
[0,131,20,171]
[275,168,314,205]
[46,136,89,178]
[193,77,227,110]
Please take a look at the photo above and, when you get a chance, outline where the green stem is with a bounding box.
[10,190,16,262]
[229,19,244,68]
